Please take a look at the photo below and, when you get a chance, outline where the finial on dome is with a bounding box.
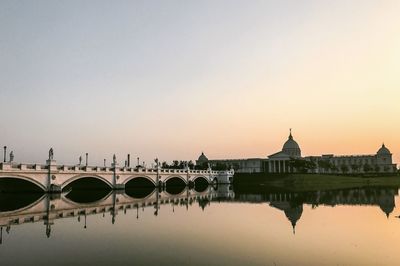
[289,128,293,140]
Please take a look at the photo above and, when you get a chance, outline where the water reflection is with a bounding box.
[0,185,231,243]
[236,187,398,233]
[125,186,155,199]
[1,184,400,265]
[165,183,186,195]
[0,185,398,245]
[65,189,112,204]
[0,192,43,213]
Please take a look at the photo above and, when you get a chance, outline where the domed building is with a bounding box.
[311,143,397,174]
[376,144,392,165]
[267,129,302,173]
[196,130,397,174]
[196,152,209,166]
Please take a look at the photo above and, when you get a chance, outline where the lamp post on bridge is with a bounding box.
[155,158,160,186]
[3,146,6,163]
[186,162,190,186]
[85,153,88,167]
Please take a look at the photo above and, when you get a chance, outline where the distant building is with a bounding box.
[308,143,396,174]
[196,152,209,166]
[196,130,397,174]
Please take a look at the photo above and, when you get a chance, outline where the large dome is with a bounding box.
[377,144,391,155]
[282,130,301,157]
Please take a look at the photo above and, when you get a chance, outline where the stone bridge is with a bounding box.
[0,160,234,192]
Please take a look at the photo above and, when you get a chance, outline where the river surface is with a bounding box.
[0,185,400,265]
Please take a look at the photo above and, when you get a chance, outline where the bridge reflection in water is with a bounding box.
[0,185,398,244]
[0,184,234,243]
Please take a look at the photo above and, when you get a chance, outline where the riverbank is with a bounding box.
[233,173,400,191]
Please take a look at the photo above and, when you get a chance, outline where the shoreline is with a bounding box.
[233,173,400,191]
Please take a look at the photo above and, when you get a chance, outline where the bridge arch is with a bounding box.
[164,175,187,185]
[164,176,187,195]
[61,175,113,190]
[192,176,210,183]
[193,176,210,191]
[123,176,157,187]
[0,175,46,191]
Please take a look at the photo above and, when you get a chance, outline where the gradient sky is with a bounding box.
[1,0,399,165]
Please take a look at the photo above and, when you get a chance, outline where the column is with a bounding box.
[278,160,281,173]
[283,160,286,173]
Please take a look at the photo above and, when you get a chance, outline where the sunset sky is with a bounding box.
[1,0,399,165]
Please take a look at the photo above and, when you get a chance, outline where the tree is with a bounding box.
[318,160,333,173]
[350,164,360,173]
[374,165,380,173]
[188,160,195,169]
[330,164,339,173]
[363,163,372,173]
[195,162,208,170]
[289,158,316,173]
[340,164,349,174]
[214,163,228,171]
[172,160,179,168]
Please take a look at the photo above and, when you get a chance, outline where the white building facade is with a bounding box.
[196,131,397,174]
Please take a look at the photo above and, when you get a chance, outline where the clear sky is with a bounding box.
[1,0,399,165]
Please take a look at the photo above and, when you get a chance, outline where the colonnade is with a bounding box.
[268,160,292,173]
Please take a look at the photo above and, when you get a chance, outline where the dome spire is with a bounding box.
[289,128,293,140]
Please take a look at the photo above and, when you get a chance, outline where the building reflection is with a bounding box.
[237,187,398,233]
[0,185,398,244]
[269,202,303,234]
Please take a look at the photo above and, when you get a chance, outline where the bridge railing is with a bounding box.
[0,162,234,176]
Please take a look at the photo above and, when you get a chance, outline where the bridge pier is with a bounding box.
[48,184,62,194]
[113,184,125,190]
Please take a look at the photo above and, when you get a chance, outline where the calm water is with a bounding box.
[1,185,400,266]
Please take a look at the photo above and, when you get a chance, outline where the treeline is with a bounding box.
[289,158,395,174]
[161,160,195,169]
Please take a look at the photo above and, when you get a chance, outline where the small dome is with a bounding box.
[197,152,208,163]
[282,130,301,157]
[377,144,391,155]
